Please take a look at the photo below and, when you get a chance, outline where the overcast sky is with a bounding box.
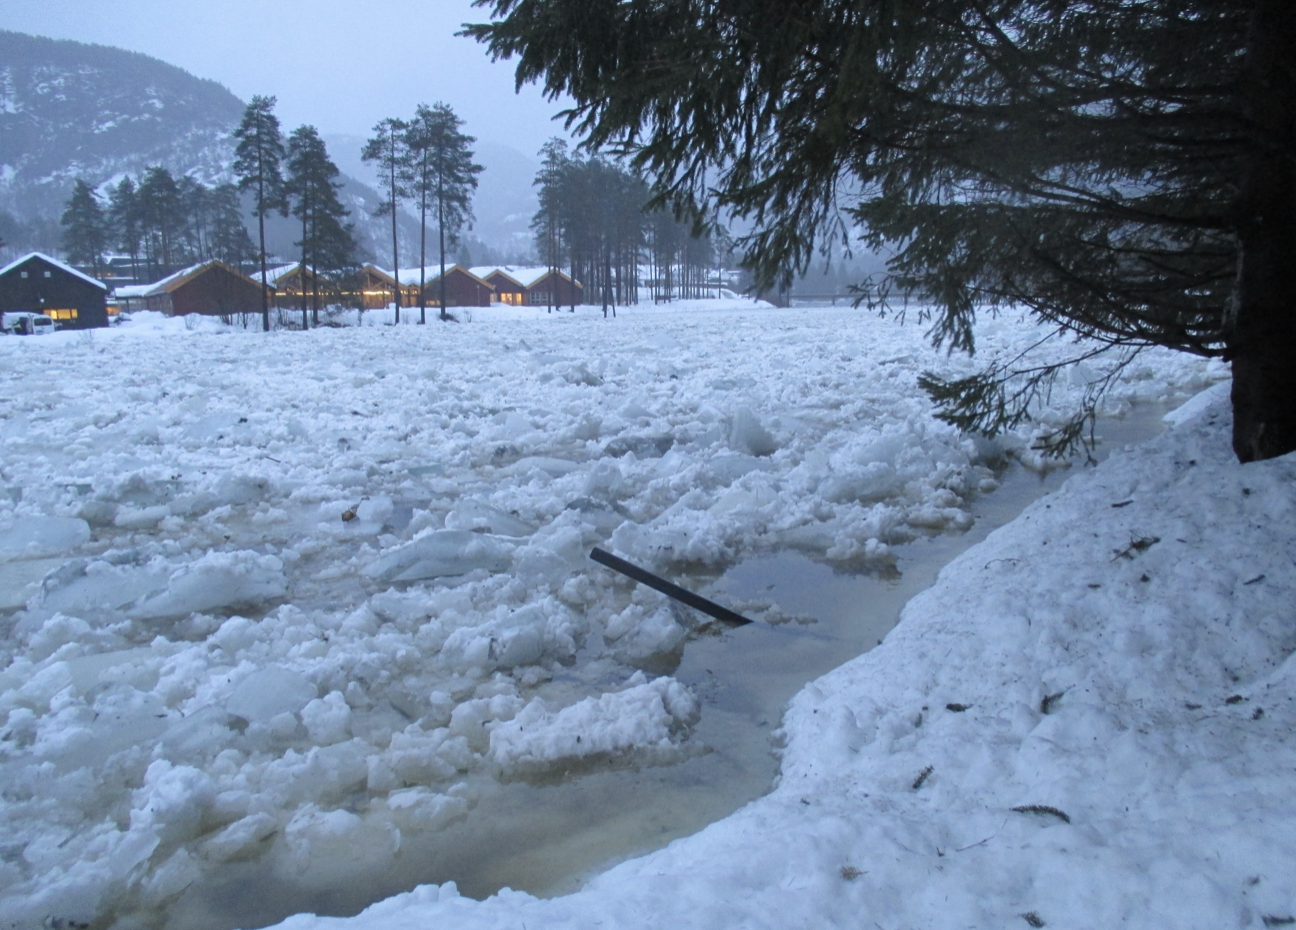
[3,0,571,157]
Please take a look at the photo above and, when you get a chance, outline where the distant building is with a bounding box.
[263,263,337,309]
[470,266,584,307]
[0,252,108,329]
[359,265,418,310]
[114,260,268,317]
[401,265,495,309]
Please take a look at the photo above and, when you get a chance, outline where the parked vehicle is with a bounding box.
[1,312,58,335]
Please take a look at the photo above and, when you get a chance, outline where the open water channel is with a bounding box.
[169,405,1173,929]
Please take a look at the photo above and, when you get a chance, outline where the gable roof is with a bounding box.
[0,252,108,290]
[396,264,494,289]
[113,260,262,298]
[470,265,580,289]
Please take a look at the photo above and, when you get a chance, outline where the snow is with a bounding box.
[262,377,1295,930]
[468,266,559,289]
[0,299,1248,930]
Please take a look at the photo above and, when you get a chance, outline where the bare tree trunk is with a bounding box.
[257,171,270,332]
[1230,0,1296,461]
[300,205,309,331]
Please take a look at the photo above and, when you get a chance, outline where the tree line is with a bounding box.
[532,139,730,315]
[60,169,256,283]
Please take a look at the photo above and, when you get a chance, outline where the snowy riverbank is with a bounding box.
[0,303,1234,928]
[267,385,1296,930]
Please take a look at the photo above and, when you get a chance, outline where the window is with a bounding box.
[46,308,79,321]
[20,271,28,278]
[44,271,51,278]
[528,291,551,305]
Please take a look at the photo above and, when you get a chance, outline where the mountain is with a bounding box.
[0,30,241,219]
[0,30,530,267]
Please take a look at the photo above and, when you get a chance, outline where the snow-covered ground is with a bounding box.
[0,300,1234,929]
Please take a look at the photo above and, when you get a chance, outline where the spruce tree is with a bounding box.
[208,184,256,272]
[136,166,184,280]
[60,178,107,275]
[469,0,1296,462]
[532,138,571,313]
[404,104,482,322]
[108,178,143,283]
[363,118,411,322]
[234,95,287,332]
[287,126,357,328]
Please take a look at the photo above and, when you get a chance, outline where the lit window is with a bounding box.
[46,308,79,321]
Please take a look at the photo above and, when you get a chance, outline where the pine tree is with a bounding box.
[532,138,571,314]
[287,126,357,328]
[363,117,411,322]
[60,178,107,275]
[108,178,143,283]
[234,95,287,332]
[405,104,482,322]
[469,0,1295,462]
[136,166,184,280]
[208,184,256,272]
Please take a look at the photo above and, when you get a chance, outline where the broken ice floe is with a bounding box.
[363,529,517,584]
[489,675,700,777]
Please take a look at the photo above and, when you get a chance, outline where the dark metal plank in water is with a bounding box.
[589,547,753,627]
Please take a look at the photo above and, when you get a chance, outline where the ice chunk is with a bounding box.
[728,407,778,457]
[284,804,400,884]
[226,666,318,723]
[489,676,700,773]
[603,434,675,458]
[444,499,536,536]
[383,788,470,832]
[512,455,580,476]
[363,529,516,584]
[0,557,64,611]
[40,559,170,613]
[133,550,287,618]
[605,603,689,662]
[0,516,90,561]
[301,691,353,745]
[356,496,394,525]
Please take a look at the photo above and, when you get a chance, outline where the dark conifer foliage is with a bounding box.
[469,0,1295,461]
[107,178,143,282]
[233,95,288,332]
[406,104,484,322]
[60,178,108,275]
[529,142,719,310]
[136,166,184,279]
[286,126,358,328]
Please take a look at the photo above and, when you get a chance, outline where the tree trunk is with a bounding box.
[257,172,270,333]
[1230,0,1296,462]
[300,208,309,331]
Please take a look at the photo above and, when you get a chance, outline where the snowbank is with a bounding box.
[258,389,1296,930]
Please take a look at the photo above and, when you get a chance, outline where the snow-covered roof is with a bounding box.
[113,260,262,298]
[112,284,153,299]
[0,252,108,290]
[395,265,493,288]
[470,265,566,289]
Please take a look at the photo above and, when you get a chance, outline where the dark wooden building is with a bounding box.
[399,265,495,309]
[471,266,585,307]
[0,252,108,329]
[265,263,339,309]
[360,265,418,310]
[116,260,268,317]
